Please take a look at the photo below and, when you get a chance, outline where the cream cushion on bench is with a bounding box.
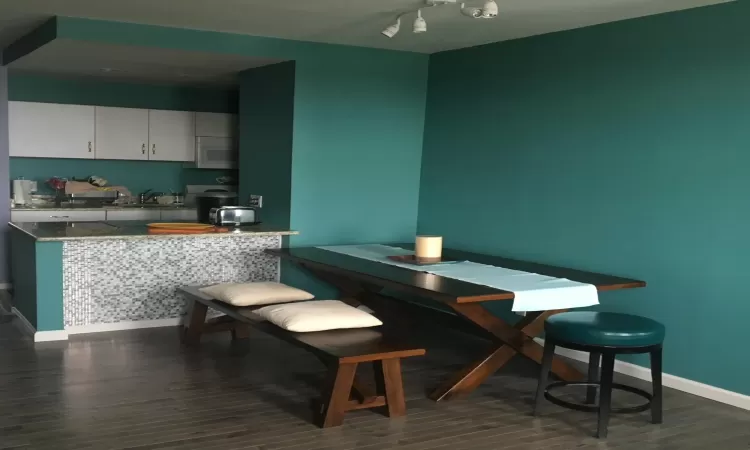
[254,300,383,332]
[199,282,314,307]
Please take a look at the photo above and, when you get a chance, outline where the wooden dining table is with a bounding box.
[266,245,646,402]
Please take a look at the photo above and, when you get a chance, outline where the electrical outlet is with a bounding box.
[249,195,263,208]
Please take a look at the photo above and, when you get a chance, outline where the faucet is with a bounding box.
[138,190,161,204]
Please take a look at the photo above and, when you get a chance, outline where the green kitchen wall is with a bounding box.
[239,62,295,230]
[419,0,750,395]
[239,55,428,295]
[8,73,237,194]
[289,55,427,247]
[5,17,428,293]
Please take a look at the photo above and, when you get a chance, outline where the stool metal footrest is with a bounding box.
[545,381,653,414]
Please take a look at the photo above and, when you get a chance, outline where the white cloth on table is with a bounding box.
[318,245,598,312]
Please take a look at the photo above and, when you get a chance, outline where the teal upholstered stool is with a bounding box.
[533,312,665,439]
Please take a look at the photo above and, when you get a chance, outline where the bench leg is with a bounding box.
[374,358,406,418]
[182,300,208,345]
[320,362,358,428]
[231,324,251,341]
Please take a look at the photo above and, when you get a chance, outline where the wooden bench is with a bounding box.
[178,286,426,428]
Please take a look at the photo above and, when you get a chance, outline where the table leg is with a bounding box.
[429,303,584,401]
[300,265,585,402]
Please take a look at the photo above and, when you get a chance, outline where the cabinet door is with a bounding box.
[160,209,198,221]
[11,210,106,222]
[106,210,162,221]
[95,107,149,160]
[195,112,236,138]
[148,110,195,162]
[9,102,95,159]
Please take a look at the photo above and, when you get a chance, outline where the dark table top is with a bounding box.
[266,245,646,304]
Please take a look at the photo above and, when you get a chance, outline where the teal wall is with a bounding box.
[239,62,296,230]
[8,19,428,253]
[419,1,750,395]
[8,229,64,331]
[10,229,37,326]
[11,158,229,196]
[8,73,238,112]
[289,56,427,247]
[35,241,64,331]
[44,16,429,295]
[8,73,237,194]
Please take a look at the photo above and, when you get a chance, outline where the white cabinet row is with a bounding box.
[9,101,236,162]
[10,208,197,223]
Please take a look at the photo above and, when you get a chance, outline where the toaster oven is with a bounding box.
[208,206,259,226]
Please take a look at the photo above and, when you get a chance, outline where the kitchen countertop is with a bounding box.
[9,221,298,241]
[12,205,196,211]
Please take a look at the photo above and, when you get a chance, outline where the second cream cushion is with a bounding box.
[253,300,383,332]
[199,282,314,307]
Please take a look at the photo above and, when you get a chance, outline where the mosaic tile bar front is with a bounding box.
[62,235,281,327]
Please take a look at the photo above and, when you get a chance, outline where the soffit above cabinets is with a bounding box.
[0,0,735,54]
[6,40,285,87]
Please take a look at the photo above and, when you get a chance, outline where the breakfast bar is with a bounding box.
[9,221,297,341]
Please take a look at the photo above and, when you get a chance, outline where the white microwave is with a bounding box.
[194,136,238,169]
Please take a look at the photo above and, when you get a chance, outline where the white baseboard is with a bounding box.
[66,317,184,335]
[34,330,71,342]
[11,308,183,342]
[12,307,70,342]
[536,338,750,411]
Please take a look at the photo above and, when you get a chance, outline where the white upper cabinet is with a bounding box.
[195,112,237,138]
[95,107,149,160]
[148,110,195,162]
[9,102,95,159]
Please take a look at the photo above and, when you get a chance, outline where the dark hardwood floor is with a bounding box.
[1,318,749,450]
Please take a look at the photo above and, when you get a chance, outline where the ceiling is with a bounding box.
[0,0,733,55]
[8,40,283,87]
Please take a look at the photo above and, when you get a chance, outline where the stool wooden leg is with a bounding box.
[650,347,663,424]
[533,340,556,416]
[586,352,601,404]
[182,300,208,345]
[374,359,406,418]
[320,362,358,428]
[597,353,616,439]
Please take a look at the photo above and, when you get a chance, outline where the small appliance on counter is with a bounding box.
[208,206,260,227]
[195,191,239,224]
[12,179,38,206]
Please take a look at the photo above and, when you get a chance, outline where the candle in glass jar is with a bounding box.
[415,236,443,260]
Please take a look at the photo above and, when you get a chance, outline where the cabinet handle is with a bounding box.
[142,144,146,155]
[88,142,92,153]
[49,215,70,219]
[152,144,156,155]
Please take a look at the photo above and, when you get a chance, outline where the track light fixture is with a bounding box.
[481,0,498,18]
[381,17,401,38]
[461,0,498,18]
[460,4,482,18]
[382,0,497,38]
[413,9,427,33]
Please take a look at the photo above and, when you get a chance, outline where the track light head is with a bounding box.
[381,18,401,38]
[413,9,427,33]
[481,0,498,18]
[460,3,482,18]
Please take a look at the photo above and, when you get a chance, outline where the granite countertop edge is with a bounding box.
[12,206,197,211]
[8,222,298,242]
